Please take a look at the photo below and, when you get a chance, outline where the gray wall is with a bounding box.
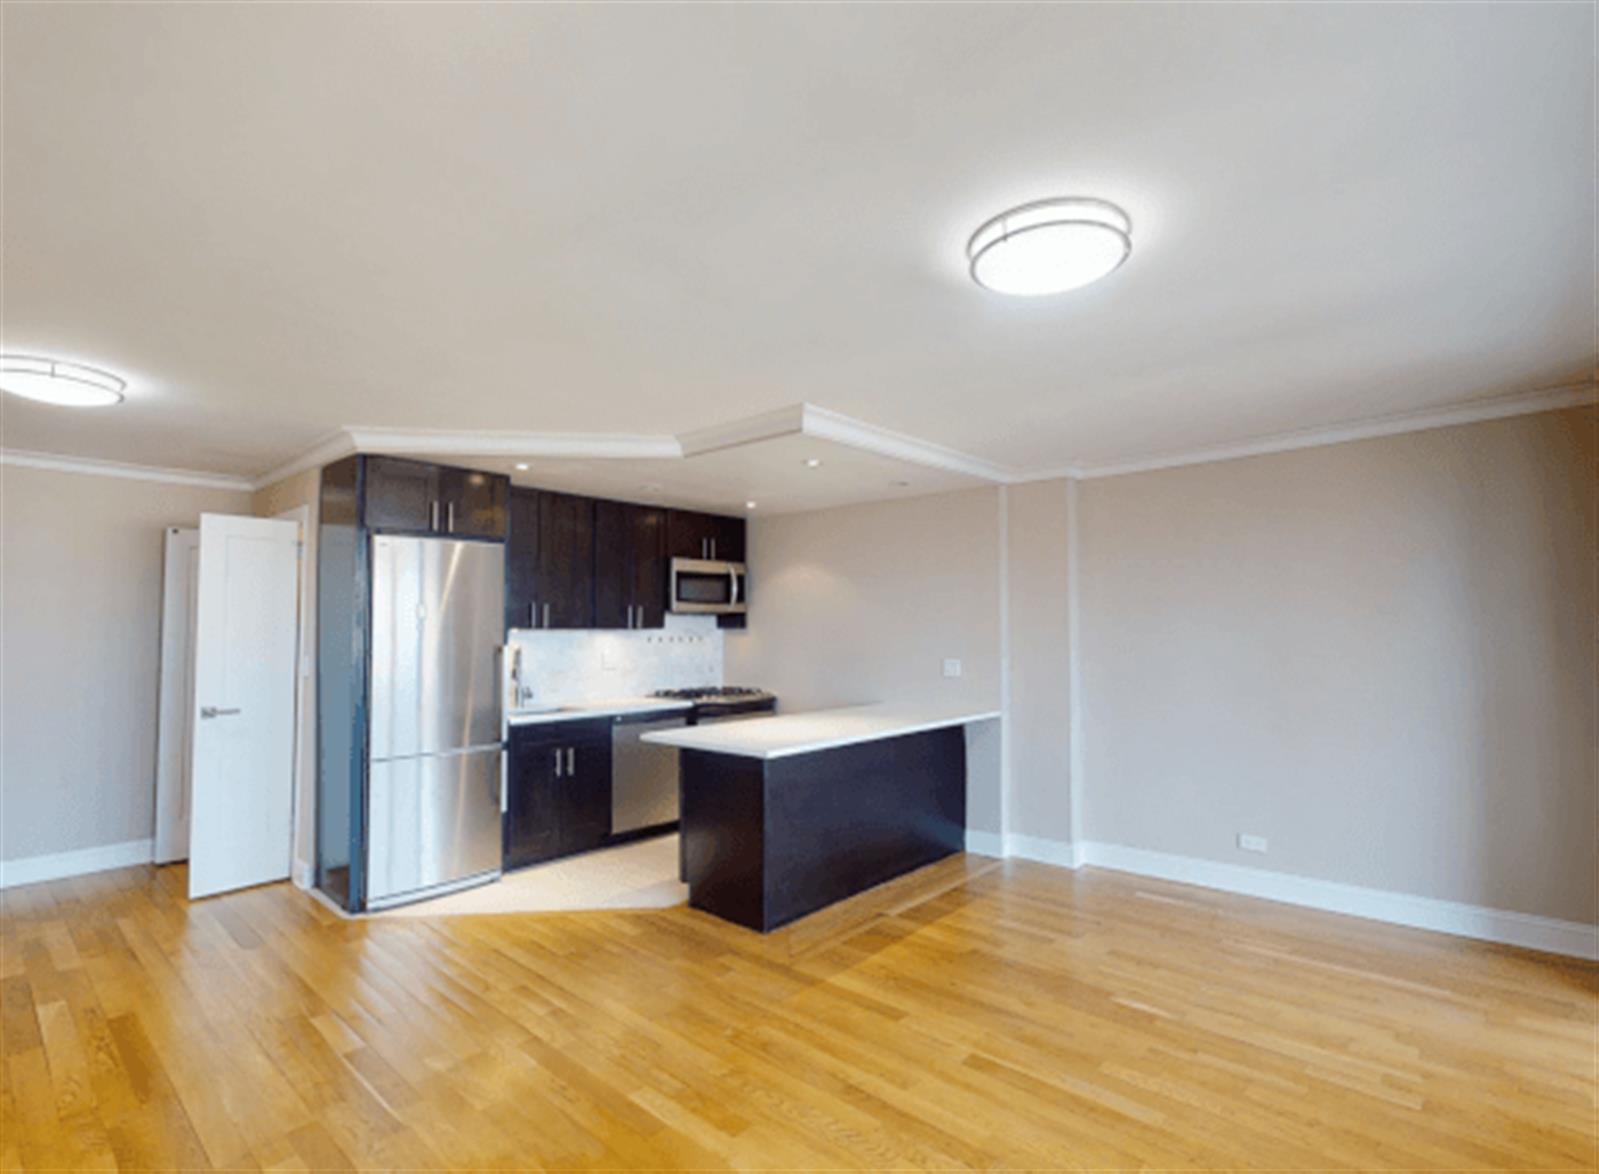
[1005,478,1075,844]
[726,486,1006,834]
[1,464,252,861]
[1077,407,1597,922]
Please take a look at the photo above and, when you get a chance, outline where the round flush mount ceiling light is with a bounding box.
[0,354,126,407]
[966,197,1132,296]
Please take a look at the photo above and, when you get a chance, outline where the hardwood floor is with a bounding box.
[2,854,1593,1170]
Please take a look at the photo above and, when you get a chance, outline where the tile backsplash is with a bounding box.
[509,613,722,705]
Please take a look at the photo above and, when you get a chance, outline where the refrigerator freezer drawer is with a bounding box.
[367,747,503,906]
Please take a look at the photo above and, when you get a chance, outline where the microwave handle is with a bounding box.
[729,564,740,605]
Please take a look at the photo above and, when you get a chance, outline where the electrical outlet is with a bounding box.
[942,658,962,678]
[1237,833,1268,854]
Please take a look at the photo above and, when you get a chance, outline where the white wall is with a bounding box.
[726,487,1006,833]
[1076,407,1596,923]
[1,464,253,865]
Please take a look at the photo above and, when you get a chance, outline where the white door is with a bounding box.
[153,527,200,863]
[188,514,300,899]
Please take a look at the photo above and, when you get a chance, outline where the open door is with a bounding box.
[187,513,300,899]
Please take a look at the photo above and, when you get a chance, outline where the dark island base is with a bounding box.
[679,726,967,932]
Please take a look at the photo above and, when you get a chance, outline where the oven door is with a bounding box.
[670,558,747,614]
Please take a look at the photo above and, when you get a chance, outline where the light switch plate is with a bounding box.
[942,658,963,678]
[1237,833,1268,853]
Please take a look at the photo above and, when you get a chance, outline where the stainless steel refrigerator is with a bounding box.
[366,535,504,908]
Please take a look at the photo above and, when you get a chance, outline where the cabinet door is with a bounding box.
[364,457,439,534]
[630,506,667,629]
[591,499,633,630]
[710,514,746,564]
[505,727,560,869]
[537,492,596,629]
[559,724,613,853]
[440,468,508,540]
[506,488,540,631]
[666,509,718,561]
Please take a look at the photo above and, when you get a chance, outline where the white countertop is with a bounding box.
[507,697,692,727]
[639,703,1000,760]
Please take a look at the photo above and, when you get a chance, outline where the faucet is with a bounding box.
[507,644,536,709]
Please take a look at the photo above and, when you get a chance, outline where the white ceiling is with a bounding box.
[435,431,984,517]
[2,4,1593,494]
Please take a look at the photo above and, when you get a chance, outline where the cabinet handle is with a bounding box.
[711,537,717,560]
[530,602,537,628]
[566,747,575,775]
[446,501,455,532]
[543,602,551,628]
[553,748,562,778]
[430,500,440,531]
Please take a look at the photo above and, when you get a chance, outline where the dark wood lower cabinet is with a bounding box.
[678,727,967,932]
[505,719,613,869]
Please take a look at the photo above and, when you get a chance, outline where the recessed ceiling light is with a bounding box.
[967,197,1132,296]
[514,462,530,471]
[745,500,757,510]
[0,354,125,407]
[803,458,823,468]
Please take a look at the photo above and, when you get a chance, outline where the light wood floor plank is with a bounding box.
[1,855,1592,1170]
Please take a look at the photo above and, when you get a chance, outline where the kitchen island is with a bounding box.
[643,704,999,931]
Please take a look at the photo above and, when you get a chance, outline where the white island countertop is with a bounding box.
[640,703,1000,760]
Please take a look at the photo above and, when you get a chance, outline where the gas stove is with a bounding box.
[652,685,776,720]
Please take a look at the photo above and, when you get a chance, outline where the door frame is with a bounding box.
[153,527,200,863]
[276,504,314,889]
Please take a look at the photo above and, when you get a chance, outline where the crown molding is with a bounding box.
[1024,381,1598,482]
[799,403,1015,482]
[678,404,806,457]
[34,382,1590,502]
[0,447,254,492]
[250,430,356,491]
[344,426,681,461]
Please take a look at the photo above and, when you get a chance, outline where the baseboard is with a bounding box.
[964,830,1006,857]
[964,830,1081,869]
[1077,841,1598,961]
[291,858,314,890]
[0,838,154,889]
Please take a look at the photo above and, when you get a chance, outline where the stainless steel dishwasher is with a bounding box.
[611,710,690,835]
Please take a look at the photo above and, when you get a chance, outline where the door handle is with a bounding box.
[200,706,241,719]
[566,747,575,776]
[553,748,562,778]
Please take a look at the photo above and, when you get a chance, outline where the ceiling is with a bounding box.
[2,5,1594,496]
[434,432,983,517]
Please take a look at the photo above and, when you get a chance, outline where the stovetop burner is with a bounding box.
[652,685,773,701]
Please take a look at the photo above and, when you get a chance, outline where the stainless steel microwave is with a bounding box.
[669,558,747,615]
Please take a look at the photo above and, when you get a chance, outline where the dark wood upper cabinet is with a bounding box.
[666,510,718,561]
[363,456,439,534]
[666,509,745,563]
[505,488,541,632]
[594,500,666,629]
[364,456,507,540]
[439,467,507,540]
[710,513,746,564]
[537,492,596,629]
